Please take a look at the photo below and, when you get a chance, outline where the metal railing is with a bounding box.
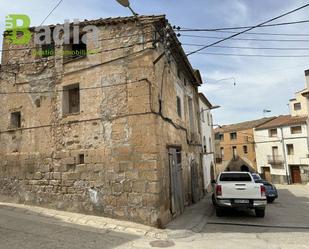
[267,155,284,165]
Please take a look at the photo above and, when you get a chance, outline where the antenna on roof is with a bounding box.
[263,109,272,117]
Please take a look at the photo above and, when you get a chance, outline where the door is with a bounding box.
[290,166,301,184]
[262,167,272,182]
[190,159,200,204]
[232,146,237,159]
[168,148,184,217]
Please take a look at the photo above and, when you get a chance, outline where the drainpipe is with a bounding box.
[280,126,290,184]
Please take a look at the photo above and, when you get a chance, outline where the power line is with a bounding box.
[205,30,309,37]
[40,0,64,26]
[0,47,152,86]
[0,78,145,95]
[179,34,309,42]
[186,3,309,56]
[182,43,309,51]
[187,51,309,58]
[174,19,309,32]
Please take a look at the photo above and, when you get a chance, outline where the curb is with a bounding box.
[0,199,214,239]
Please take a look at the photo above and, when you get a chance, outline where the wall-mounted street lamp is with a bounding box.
[115,0,138,16]
[207,77,236,86]
[200,105,221,114]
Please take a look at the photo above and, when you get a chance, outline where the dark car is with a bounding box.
[251,173,278,203]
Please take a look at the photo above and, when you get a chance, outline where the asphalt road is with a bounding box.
[0,185,308,249]
[0,207,139,249]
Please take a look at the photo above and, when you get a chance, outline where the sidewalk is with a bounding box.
[0,194,213,240]
[165,193,214,238]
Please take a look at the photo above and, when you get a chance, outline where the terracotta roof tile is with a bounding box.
[255,115,307,130]
[215,117,276,133]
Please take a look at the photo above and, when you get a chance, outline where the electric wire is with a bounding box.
[175,19,309,32]
[182,43,309,51]
[187,3,309,56]
[40,0,64,26]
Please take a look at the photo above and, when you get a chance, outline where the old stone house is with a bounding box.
[0,15,204,226]
[214,117,275,173]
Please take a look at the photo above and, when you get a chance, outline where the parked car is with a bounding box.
[251,173,278,203]
[212,172,267,217]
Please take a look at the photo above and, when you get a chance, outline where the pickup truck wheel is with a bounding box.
[255,208,265,218]
[216,207,224,217]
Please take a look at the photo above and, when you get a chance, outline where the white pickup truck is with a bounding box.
[212,172,267,217]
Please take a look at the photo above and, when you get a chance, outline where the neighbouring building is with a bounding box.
[0,15,205,226]
[198,93,215,192]
[254,115,309,184]
[214,117,275,173]
[255,71,309,184]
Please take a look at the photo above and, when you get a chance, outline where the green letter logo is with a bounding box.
[5,14,31,45]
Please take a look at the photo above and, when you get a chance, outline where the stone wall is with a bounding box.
[0,16,204,226]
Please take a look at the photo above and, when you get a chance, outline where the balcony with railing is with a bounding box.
[267,155,284,165]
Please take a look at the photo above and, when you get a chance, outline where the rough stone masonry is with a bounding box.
[0,15,204,227]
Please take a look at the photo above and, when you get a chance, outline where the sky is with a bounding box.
[1,0,309,125]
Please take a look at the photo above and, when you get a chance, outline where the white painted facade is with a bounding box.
[289,89,309,117]
[254,123,309,183]
[199,94,215,191]
[254,71,309,184]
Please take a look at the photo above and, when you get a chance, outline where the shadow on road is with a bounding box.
[0,204,139,249]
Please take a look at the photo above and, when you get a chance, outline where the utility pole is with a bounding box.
[280,127,290,184]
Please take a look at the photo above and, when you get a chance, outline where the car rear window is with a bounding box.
[219,173,252,181]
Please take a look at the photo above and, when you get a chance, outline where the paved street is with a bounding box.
[0,185,308,249]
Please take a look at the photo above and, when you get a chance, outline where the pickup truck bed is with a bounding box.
[212,172,267,217]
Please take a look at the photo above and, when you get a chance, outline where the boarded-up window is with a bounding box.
[63,84,80,115]
[10,111,21,128]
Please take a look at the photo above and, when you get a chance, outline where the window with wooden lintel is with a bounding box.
[63,83,80,115]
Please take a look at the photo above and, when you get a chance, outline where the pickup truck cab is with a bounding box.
[212,172,267,217]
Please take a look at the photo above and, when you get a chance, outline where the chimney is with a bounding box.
[305,69,309,88]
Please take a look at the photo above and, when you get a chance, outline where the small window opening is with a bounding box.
[78,154,85,164]
[10,111,21,129]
